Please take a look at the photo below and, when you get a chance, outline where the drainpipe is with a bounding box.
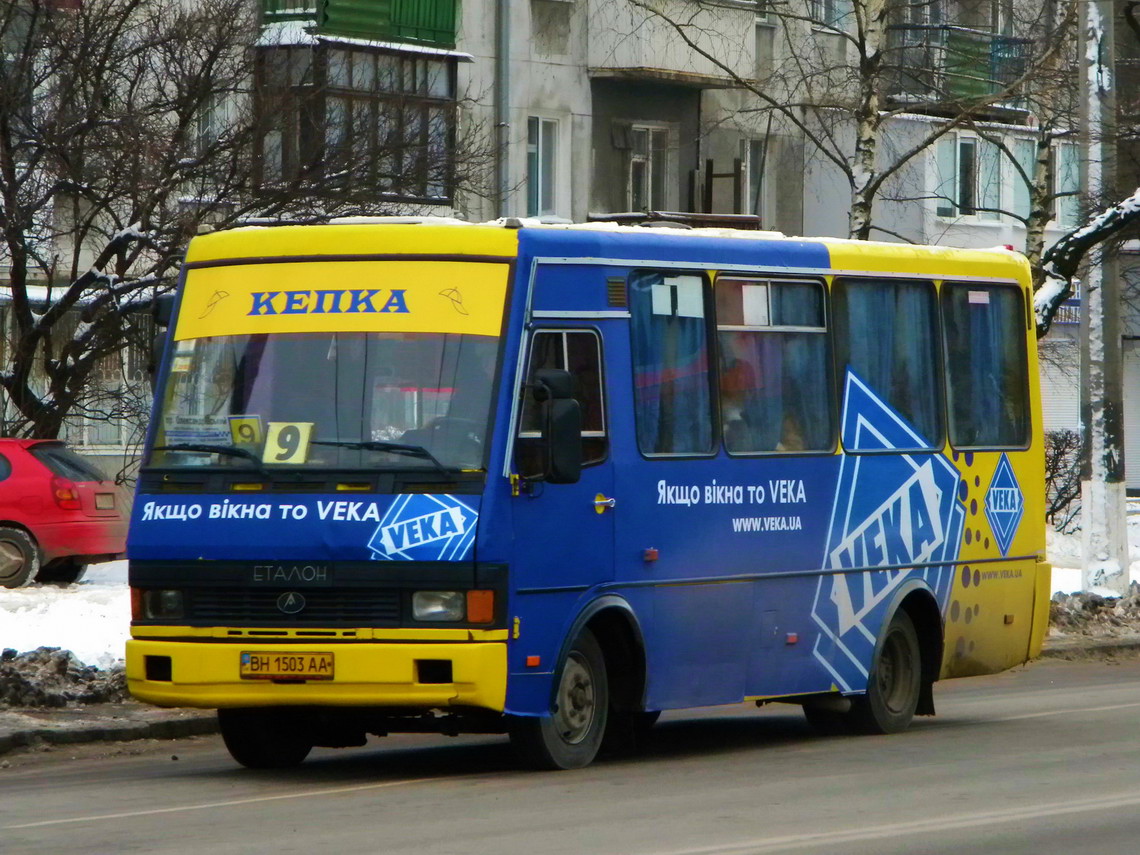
[494,0,510,217]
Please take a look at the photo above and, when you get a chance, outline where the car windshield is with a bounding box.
[148,331,498,471]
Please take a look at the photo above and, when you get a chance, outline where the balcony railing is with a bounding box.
[262,0,456,48]
[886,25,1031,105]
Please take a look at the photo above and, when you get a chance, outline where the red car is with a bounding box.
[0,439,127,587]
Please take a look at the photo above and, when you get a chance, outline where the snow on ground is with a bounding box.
[1,560,129,669]
[4,514,1140,668]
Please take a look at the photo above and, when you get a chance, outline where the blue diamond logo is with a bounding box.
[368,494,478,561]
[985,454,1023,556]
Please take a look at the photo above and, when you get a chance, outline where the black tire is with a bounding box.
[802,704,851,736]
[848,609,922,735]
[510,628,609,770]
[0,527,39,589]
[218,708,313,769]
[37,557,88,585]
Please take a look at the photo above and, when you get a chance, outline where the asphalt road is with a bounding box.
[4,655,1140,855]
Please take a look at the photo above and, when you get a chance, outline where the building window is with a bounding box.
[527,117,558,217]
[255,44,457,202]
[715,278,834,453]
[942,283,1029,448]
[812,0,850,27]
[629,270,714,455]
[628,126,669,211]
[935,133,1000,220]
[1052,141,1079,227]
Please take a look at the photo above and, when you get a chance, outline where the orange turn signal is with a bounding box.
[466,590,495,623]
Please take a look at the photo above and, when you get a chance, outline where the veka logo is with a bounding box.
[985,454,1023,556]
[368,495,478,561]
[811,371,965,691]
[247,289,409,316]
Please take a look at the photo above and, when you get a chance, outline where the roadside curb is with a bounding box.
[0,706,218,757]
[1039,634,1140,658]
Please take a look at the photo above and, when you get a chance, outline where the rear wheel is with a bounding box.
[218,708,313,769]
[0,527,39,588]
[37,558,88,585]
[510,628,609,770]
[848,610,922,735]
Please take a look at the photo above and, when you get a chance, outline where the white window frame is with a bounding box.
[526,116,559,217]
[935,132,1001,221]
[627,123,673,211]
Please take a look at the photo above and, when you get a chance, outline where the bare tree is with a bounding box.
[623,0,1075,241]
[0,0,491,440]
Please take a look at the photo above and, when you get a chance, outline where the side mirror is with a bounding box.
[534,369,581,484]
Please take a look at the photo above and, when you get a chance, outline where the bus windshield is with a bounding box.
[149,331,498,471]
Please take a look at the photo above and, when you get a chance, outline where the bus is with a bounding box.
[126,219,1050,770]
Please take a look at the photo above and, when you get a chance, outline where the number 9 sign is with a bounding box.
[229,416,263,446]
[263,422,314,464]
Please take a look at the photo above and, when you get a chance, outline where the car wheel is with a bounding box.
[218,708,313,769]
[510,628,609,770]
[848,609,922,735]
[36,558,89,585]
[0,527,40,588]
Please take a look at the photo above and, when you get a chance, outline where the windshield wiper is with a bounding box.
[309,439,455,475]
[151,443,264,468]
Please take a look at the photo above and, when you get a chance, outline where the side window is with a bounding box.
[516,330,607,476]
[833,278,943,449]
[628,271,714,455]
[0,453,10,481]
[942,283,1030,448]
[715,278,834,453]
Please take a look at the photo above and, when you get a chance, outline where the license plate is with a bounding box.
[239,651,334,680]
[95,493,115,510]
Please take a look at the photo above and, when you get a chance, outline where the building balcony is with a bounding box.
[587,0,754,87]
[262,0,456,49]
[886,25,1030,107]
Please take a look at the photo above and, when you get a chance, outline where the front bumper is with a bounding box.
[126,638,507,711]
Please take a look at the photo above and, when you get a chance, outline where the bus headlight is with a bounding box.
[412,591,465,622]
[142,589,184,619]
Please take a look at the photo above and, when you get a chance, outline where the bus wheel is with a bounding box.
[849,610,922,735]
[510,628,609,770]
[218,708,313,769]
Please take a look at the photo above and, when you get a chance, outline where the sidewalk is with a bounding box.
[2,633,1138,758]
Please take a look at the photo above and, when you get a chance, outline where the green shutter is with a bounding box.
[319,0,456,47]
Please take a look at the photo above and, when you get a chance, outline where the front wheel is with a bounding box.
[848,609,922,735]
[218,708,313,769]
[510,628,609,770]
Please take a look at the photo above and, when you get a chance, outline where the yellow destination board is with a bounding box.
[174,259,510,340]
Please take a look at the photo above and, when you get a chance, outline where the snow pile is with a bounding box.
[0,647,127,707]
[1049,584,1140,641]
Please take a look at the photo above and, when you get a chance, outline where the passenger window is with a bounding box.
[628,271,715,455]
[833,278,943,450]
[516,330,607,476]
[715,278,834,453]
[0,454,9,481]
[942,283,1030,448]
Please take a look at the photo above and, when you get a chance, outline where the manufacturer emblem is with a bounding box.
[985,453,1024,556]
[276,592,307,614]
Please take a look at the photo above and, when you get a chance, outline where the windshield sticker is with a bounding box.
[262,422,313,464]
[368,494,478,561]
[163,415,230,445]
[175,261,509,340]
[229,416,264,446]
[811,370,965,692]
[985,453,1023,556]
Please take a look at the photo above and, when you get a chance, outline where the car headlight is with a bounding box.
[142,589,184,619]
[412,591,465,622]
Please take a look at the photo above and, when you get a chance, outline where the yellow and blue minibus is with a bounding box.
[126,219,1050,769]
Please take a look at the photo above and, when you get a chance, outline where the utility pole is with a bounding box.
[1079,0,1130,593]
